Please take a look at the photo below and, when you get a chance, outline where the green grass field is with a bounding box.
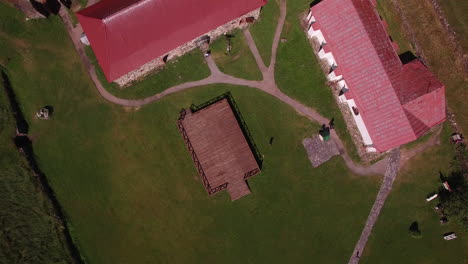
[210,29,263,80]
[0,3,384,263]
[359,1,468,262]
[0,74,73,262]
[2,1,467,263]
[250,0,280,66]
[361,124,468,263]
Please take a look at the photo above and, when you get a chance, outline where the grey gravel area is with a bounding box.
[303,136,340,168]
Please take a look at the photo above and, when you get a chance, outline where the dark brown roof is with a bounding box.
[177,99,260,200]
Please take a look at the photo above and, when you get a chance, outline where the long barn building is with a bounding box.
[305,0,446,152]
[77,0,267,85]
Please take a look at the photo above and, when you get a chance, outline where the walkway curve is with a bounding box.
[60,0,441,176]
[58,1,445,262]
[59,0,391,176]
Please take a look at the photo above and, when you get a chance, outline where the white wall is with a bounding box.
[345,99,374,147]
[305,13,375,152]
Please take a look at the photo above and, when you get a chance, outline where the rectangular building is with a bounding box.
[77,0,267,85]
[177,98,260,200]
[305,0,446,152]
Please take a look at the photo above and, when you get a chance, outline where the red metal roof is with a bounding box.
[77,0,267,81]
[311,0,445,152]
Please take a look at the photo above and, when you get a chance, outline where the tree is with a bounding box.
[441,177,468,231]
[408,221,422,239]
[439,159,468,231]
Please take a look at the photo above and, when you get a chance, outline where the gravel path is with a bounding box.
[348,148,401,264]
[60,0,439,178]
[58,2,445,262]
[58,0,391,176]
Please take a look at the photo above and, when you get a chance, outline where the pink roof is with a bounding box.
[77,0,267,81]
[311,0,445,152]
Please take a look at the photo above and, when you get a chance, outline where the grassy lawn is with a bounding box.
[377,0,468,133]
[274,0,360,162]
[376,1,414,53]
[0,54,73,264]
[0,89,74,264]
[250,0,280,66]
[402,129,435,150]
[84,42,210,100]
[20,77,383,263]
[0,3,385,263]
[438,0,468,52]
[361,124,468,263]
[210,29,263,80]
[362,2,468,261]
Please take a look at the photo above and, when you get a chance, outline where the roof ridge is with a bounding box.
[102,0,149,23]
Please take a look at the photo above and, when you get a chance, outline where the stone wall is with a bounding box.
[115,8,262,87]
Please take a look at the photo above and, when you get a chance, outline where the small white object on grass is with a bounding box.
[426,193,438,202]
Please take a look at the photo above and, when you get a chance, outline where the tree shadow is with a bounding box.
[439,171,448,182]
[45,0,61,14]
[1,70,28,134]
[13,136,83,263]
[59,0,72,9]
[29,0,62,16]
[309,0,322,7]
[409,221,419,232]
[29,0,50,17]
[2,68,83,263]
[446,171,465,191]
[44,105,54,117]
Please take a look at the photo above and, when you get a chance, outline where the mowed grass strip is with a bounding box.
[1,4,382,262]
[274,0,360,162]
[250,0,280,66]
[360,124,468,264]
[210,29,263,80]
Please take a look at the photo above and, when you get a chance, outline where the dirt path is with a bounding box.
[348,148,401,264]
[59,0,441,178]
[58,1,446,261]
[59,0,446,175]
[59,0,392,176]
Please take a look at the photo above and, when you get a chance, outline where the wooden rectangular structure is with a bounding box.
[177,98,260,200]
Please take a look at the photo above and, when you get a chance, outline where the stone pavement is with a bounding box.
[303,136,340,167]
[348,148,401,264]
